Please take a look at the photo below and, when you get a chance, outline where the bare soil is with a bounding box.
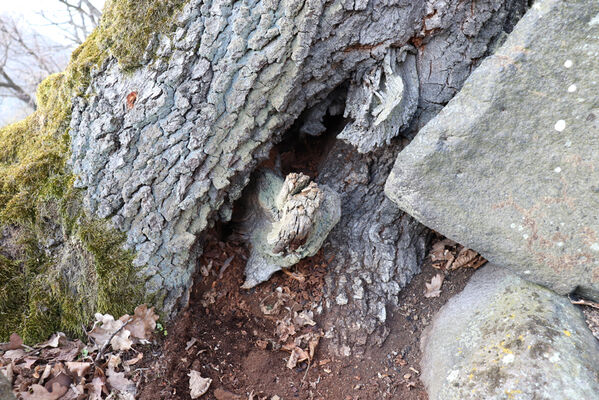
[136,232,477,400]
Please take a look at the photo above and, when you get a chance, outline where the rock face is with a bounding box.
[239,171,340,288]
[386,0,599,300]
[421,265,599,400]
[68,0,529,317]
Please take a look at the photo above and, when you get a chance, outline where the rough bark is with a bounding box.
[67,0,528,349]
[317,1,529,355]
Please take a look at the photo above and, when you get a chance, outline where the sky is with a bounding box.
[2,0,106,44]
[0,0,105,125]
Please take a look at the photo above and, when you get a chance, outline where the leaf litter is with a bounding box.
[0,304,160,399]
[424,274,445,298]
[430,239,487,271]
[261,287,323,369]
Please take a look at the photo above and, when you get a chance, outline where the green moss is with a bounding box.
[98,0,187,70]
[0,0,186,343]
[0,254,28,339]
[78,216,144,321]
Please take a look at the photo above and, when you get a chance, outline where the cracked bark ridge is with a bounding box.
[319,141,430,357]
[317,0,529,356]
[270,174,324,255]
[68,0,527,319]
[241,171,340,289]
[338,47,420,153]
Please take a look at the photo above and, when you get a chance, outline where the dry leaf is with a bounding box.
[45,368,71,389]
[89,313,134,351]
[125,304,159,341]
[110,328,133,352]
[308,336,320,359]
[293,310,316,327]
[188,370,211,399]
[424,274,444,298]
[37,332,67,348]
[89,314,124,347]
[61,384,85,400]
[126,91,137,110]
[201,288,218,307]
[22,382,68,400]
[2,349,25,361]
[107,367,136,396]
[451,248,478,269]
[107,354,122,370]
[33,364,51,381]
[200,260,213,277]
[0,333,23,350]
[18,357,38,370]
[124,353,143,366]
[430,239,486,271]
[40,339,82,362]
[65,361,90,377]
[286,346,310,369]
[449,247,486,270]
[275,319,296,343]
[86,377,105,400]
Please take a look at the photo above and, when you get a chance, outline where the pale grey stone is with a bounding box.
[386,0,599,301]
[421,265,599,400]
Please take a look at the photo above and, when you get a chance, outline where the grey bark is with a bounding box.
[68,0,528,351]
[317,1,529,355]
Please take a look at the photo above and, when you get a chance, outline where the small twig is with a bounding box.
[301,358,312,387]
[569,295,599,310]
[21,344,35,352]
[282,269,306,283]
[217,255,234,279]
[94,317,133,362]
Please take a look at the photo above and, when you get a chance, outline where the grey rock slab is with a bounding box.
[385,0,599,300]
[421,264,599,400]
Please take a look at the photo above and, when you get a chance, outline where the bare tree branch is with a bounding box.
[41,0,103,46]
[0,1,103,118]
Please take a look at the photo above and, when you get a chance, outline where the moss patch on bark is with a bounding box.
[0,0,186,343]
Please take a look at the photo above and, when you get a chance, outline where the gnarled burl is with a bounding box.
[240,171,340,289]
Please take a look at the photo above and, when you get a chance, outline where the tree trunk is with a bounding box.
[15,0,528,347]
